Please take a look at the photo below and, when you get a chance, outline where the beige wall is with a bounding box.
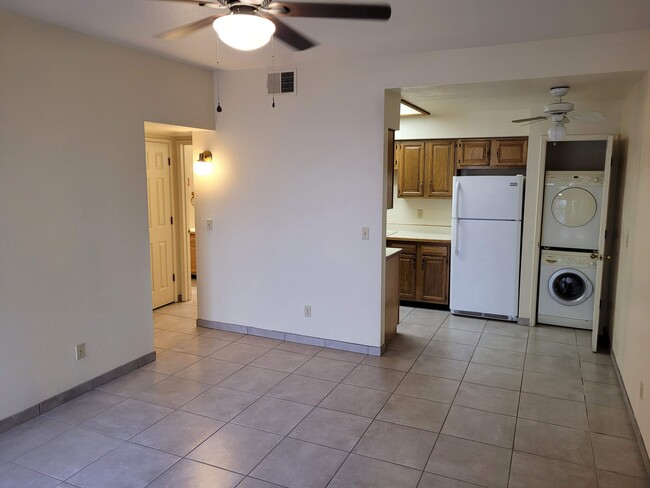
[612,73,650,445]
[0,10,214,419]
[196,30,650,353]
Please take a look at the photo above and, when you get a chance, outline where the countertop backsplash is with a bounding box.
[387,179,452,228]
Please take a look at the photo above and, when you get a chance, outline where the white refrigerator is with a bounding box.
[450,175,524,321]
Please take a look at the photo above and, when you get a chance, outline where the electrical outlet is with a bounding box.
[417,209,423,219]
[75,343,86,360]
[304,305,311,318]
[207,219,213,230]
[640,381,644,401]
[361,227,369,240]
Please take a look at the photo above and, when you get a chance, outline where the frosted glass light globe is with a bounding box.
[213,14,276,51]
[548,122,567,141]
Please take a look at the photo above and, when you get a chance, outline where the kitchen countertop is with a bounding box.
[386,229,451,242]
[385,248,402,258]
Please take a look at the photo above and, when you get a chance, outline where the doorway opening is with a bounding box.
[144,121,200,341]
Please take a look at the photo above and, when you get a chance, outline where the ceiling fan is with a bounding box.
[153,0,391,51]
[512,86,605,141]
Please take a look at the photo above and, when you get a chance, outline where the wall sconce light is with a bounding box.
[194,150,213,176]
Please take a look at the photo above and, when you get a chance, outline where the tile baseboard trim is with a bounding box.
[197,319,382,357]
[0,351,156,435]
[517,317,530,326]
[611,350,650,480]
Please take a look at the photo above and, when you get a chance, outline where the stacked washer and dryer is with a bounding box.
[537,172,604,330]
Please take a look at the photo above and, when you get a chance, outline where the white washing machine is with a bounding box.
[541,171,604,251]
[537,250,597,330]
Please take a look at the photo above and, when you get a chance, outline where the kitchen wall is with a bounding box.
[197,30,650,354]
[610,73,650,447]
[388,108,531,230]
[0,10,214,420]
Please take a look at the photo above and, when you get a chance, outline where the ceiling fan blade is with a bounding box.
[155,15,224,40]
[149,0,228,9]
[260,13,317,51]
[512,116,547,124]
[569,111,605,122]
[268,2,391,20]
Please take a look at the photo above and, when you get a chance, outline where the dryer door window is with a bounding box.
[548,269,593,306]
[552,188,597,228]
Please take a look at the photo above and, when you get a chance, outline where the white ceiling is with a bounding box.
[1,0,650,71]
[401,72,647,115]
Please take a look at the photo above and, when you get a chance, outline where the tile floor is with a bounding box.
[0,302,648,488]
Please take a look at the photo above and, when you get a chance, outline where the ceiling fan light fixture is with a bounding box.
[213,13,276,51]
[548,121,567,142]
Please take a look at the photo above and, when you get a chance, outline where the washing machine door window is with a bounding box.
[548,269,593,306]
[552,188,597,228]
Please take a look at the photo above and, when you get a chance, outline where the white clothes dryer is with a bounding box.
[537,250,597,330]
[541,171,604,251]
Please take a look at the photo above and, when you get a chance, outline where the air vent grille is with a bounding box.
[267,70,296,95]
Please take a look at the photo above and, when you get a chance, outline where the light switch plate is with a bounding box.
[361,227,369,240]
[207,219,213,230]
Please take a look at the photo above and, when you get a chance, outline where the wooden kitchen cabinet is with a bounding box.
[419,244,449,304]
[394,141,401,170]
[425,140,455,197]
[491,138,528,167]
[397,140,454,198]
[398,141,425,197]
[458,137,528,169]
[190,231,196,276]
[457,139,491,167]
[397,243,417,300]
[387,240,450,306]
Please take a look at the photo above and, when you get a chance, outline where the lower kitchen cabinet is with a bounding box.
[397,243,417,300]
[387,240,450,306]
[419,244,449,303]
[190,231,196,276]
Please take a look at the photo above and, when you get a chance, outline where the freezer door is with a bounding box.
[452,175,524,221]
[450,219,521,319]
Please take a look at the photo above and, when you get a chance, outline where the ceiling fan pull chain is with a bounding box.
[271,35,276,109]
[216,36,223,113]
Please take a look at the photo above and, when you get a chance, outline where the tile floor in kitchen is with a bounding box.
[0,300,648,488]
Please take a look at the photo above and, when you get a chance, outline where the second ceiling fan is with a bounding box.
[512,86,605,141]
[154,0,392,51]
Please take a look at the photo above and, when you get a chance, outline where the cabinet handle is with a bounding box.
[420,180,423,192]
[429,182,433,193]
[496,149,500,160]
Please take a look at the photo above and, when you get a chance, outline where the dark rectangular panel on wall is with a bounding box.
[545,141,608,171]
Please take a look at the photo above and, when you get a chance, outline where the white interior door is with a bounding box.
[146,140,175,309]
[591,136,614,351]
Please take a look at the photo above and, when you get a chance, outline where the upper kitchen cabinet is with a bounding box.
[457,137,528,169]
[491,138,528,167]
[425,140,455,198]
[398,141,426,197]
[457,139,491,167]
[397,140,454,198]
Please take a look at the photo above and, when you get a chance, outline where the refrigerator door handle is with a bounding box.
[454,221,459,255]
[453,180,460,219]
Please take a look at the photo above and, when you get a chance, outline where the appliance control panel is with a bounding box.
[543,253,597,267]
[545,171,604,187]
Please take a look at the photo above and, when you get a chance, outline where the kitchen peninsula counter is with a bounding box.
[386,229,451,242]
[386,228,451,306]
